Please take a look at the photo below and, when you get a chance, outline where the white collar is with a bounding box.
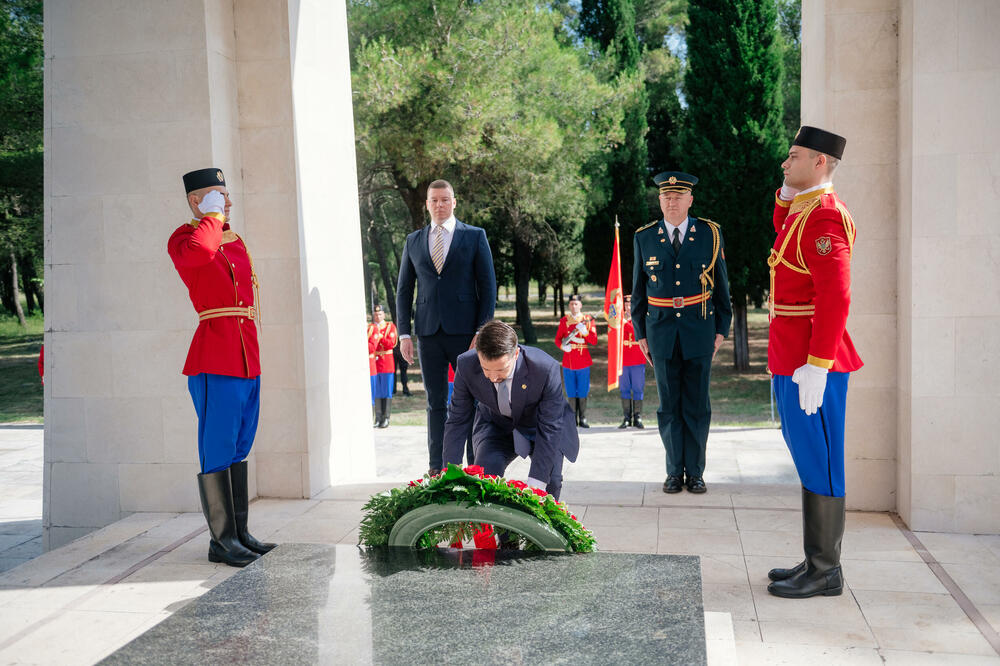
[431,216,457,234]
[798,182,833,196]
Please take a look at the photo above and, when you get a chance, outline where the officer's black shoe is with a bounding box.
[229,461,277,555]
[632,400,644,428]
[402,389,413,397]
[197,470,259,568]
[767,488,845,599]
[662,475,683,493]
[768,560,806,581]
[378,399,391,428]
[686,476,707,493]
[577,398,590,428]
[618,399,631,429]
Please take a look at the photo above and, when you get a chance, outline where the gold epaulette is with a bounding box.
[697,217,720,230]
[635,220,659,234]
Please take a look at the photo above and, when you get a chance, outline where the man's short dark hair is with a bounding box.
[427,179,454,197]
[476,320,518,360]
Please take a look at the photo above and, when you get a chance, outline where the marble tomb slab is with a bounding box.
[101,544,706,665]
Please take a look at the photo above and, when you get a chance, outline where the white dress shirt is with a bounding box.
[427,216,457,263]
[664,218,689,245]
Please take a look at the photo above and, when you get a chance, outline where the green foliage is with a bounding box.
[359,464,598,553]
[677,0,786,308]
[775,0,801,136]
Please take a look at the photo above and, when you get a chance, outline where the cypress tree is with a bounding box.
[579,0,650,288]
[678,0,786,370]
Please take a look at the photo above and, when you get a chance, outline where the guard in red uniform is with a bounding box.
[555,294,598,427]
[368,304,398,428]
[168,167,274,568]
[618,295,646,429]
[764,127,863,599]
[368,331,378,411]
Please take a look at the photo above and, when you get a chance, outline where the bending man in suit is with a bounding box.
[397,180,497,475]
[442,320,579,500]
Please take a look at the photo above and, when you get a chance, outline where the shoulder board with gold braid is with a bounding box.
[635,219,659,234]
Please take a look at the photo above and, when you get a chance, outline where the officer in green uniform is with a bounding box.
[631,171,732,494]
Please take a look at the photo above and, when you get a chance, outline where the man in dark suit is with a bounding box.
[396,180,497,475]
[442,320,579,500]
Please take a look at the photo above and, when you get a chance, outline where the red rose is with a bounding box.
[531,487,548,497]
[484,474,498,480]
[463,465,485,477]
[571,515,578,521]
[408,480,419,487]
[507,479,527,489]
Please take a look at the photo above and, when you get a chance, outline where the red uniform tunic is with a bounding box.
[622,320,645,367]
[555,314,599,370]
[168,214,261,378]
[368,336,377,376]
[368,321,398,374]
[767,187,863,376]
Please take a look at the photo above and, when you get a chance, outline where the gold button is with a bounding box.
[675,263,680,269]
[651,275,657,282]
[675,281,680,286]
[689,237,694,241]
[239,300,243,305]
[675,312,681,318]
[660,239,666,243]
[521,384,527,389]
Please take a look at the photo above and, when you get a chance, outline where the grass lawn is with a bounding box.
[387,289,777,428]
[0,311,44,423]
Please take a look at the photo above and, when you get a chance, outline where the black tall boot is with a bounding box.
[373,400,382,427]
[197,470,259,567]
[768,488,845,598]
[229,461,276,555]
[379,398,392,428]
[618,399,632,429]
[577,398,590,428]
[632,400,644,429]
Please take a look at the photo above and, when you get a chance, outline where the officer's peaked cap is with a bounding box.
[654,171,698,193]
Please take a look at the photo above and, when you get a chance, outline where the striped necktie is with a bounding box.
[431,225,445,273]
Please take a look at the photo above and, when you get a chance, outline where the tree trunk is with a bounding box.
[537,281,546,306]
[512,236,536,343]
[393,171,429,232]
[19,258,37,314]
[370,224,398,322]
[732,300,750,371]
[9,248,27,327]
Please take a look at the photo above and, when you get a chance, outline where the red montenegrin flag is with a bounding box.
[604,222,624,391]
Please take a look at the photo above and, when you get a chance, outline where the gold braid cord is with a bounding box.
[698,220,721,319]
[767,198,856,320]
[236,233,261,327]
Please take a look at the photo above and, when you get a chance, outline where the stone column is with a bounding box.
[896,0,1000,532]
[800,0,900,511]
[43,0,373,549]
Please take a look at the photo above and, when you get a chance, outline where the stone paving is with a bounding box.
[1,424,999,664]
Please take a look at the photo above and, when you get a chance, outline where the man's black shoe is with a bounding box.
[662,475,683,493]
[686,477,707,493]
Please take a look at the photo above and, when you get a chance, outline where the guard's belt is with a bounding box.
[199,306,255,322]
[772,304,815,317]
[648,293,711,309]
[375,350,393,357]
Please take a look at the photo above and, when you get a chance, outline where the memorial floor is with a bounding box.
[1,424,999,664]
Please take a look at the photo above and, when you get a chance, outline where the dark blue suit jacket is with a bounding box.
[395,220,497,337]
[443,346,579,484]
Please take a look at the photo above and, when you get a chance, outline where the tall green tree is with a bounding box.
[776,0,801,136]
[678,0,785,370]
[0,0,43,326]
[578,0,650,289]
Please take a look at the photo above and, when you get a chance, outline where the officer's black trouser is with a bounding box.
[652,336,712,478]
[417,331,474,470]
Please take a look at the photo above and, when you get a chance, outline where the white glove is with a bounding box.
[198,189,225,216]
[779,181,799,201]
[575,322,588,334]
[560,340,572,353]
[792,363,828,416]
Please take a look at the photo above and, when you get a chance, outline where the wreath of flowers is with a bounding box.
[359,463,597,553]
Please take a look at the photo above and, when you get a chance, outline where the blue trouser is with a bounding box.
[619,364,645,400]
[374,372,395,399]
[187,373,260,474]
[417,332,475,470]
[370,375,376,405]
[772,372,850,497]
[473,433,564,501]
[562,367,591,398]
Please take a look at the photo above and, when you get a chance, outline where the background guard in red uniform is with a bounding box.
[554,294,599,427]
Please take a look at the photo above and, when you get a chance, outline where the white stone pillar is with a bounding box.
[897,0,1000,532]
[43,0,372,549]
[800,0,900,511]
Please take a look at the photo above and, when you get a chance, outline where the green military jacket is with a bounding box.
[631,216,733,360]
